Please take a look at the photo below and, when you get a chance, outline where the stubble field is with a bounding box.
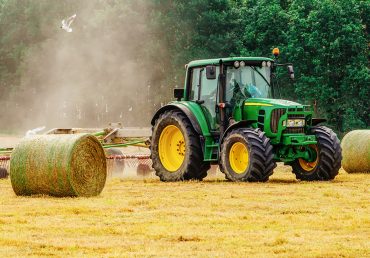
[0,164,369,257]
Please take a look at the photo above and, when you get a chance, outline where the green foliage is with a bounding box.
[239,0,290,56]
[152,0,244,86]
[285,0,369,132]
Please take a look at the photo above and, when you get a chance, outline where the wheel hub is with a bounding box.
[229,142,249,174]
[158,125,185,172]
[298,145,319,172]
[176,140,185,156]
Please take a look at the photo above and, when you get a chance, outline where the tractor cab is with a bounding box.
[184,57,276,133]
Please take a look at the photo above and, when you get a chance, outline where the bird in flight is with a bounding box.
[61,14,76,32]
[25,126,46,137]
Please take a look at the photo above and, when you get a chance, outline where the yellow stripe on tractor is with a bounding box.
[245,103,273,107]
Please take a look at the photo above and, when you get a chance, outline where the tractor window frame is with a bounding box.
[188,66,203,101]
[188,66,220,101]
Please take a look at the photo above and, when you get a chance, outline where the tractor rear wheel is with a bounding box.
[291,126,342,181]
[220,128,276,182]
[150,110,208,181]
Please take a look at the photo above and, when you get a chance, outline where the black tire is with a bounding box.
[195,162,211,180]
[0,167,8,179]
[150,110,207,181]
[291,126,342,181]
[220,128,276,182]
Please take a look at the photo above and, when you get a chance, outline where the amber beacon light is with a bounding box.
[273,48,280,57]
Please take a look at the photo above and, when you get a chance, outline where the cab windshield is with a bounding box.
[226,66,272,103]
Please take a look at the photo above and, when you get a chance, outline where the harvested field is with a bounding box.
[0,165,369,257]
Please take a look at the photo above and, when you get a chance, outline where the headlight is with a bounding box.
[286,119,305,127]
[287,119,295,127]
[296,120,305,127]
[262,61,267,67]
[234,61,240,68]
[267,61,272,67]
[240,61,246,67]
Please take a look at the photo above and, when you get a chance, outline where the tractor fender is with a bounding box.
[220,120,255,144]
[311,118,327,126]
[151,104,202,135]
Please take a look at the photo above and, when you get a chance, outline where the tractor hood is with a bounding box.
[242,98,314,145]
[244,98,306,108]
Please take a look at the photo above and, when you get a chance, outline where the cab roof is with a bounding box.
[187,57,274,68]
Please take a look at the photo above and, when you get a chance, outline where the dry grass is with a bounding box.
[0,165,369,257]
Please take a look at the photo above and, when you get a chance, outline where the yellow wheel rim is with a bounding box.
[158,125,185,172]
[229,142,249,174]
[298,145,319,172]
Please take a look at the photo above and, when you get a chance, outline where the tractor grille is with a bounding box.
[284,114,305,134]
[285,127,305,134]
[270,108,286,133]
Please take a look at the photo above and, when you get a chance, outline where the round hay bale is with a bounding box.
[341,130,370,173]
[10,134,107,197]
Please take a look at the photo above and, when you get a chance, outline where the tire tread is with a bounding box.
[292,126,342,181]
[220,128,276,182]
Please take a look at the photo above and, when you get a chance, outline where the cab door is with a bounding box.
[189,66,220,131]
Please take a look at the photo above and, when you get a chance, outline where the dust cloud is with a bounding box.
[3,1,170,133]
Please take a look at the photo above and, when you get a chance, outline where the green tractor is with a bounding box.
[150,49,342,182]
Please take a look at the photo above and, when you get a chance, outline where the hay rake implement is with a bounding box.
[0,124,153,178]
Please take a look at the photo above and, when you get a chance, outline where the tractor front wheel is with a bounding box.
[220,128,276,182]
[150,110,208,181]
[291,126,342,181]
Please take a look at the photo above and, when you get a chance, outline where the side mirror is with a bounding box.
[287,65,294,80]
[206,65,217,80]
[174,88,184,100]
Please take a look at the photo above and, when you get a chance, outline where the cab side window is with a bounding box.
[189,66,220,130]
[190,68,201,100]
[200,67,219,128]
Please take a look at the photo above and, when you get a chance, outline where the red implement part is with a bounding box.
[0,156,10,178]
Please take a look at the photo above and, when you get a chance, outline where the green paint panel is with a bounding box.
[170,101,212,137]
[242,98,313,141]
